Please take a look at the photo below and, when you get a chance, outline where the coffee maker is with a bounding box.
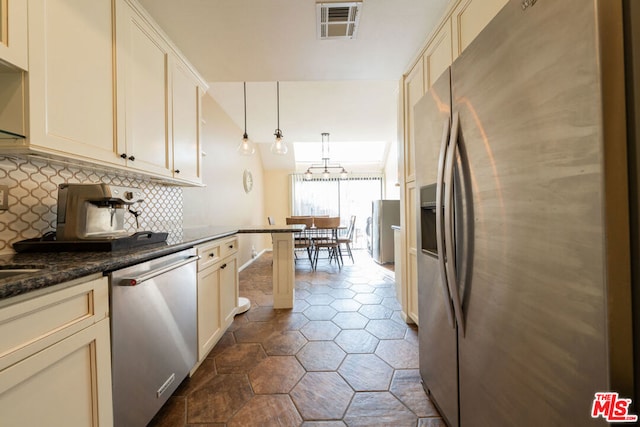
[12,183,168,252]
[56,183,144,241]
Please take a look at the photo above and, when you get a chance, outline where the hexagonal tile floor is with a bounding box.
[148,250,445,427]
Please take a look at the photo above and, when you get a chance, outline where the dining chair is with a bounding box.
[338,215,356,263]
[286,216,313,263]
[311,216,343,270]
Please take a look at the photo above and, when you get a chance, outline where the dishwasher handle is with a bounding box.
[119,255,200,286]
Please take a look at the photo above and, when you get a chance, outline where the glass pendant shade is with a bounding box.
[238,82,256,156]
[270,81,288,155]
[238,133,255,156]
[271,131,288,155]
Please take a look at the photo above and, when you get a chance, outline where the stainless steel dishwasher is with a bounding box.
[109,248,198,427]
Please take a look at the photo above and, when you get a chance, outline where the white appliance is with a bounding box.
[415,1,635,426]
[370,199,400,264]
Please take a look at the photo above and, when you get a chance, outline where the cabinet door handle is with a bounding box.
[228,244,234,249]
[128,155,135,161]
[174,169,180,174]
[209,253,215,258]
[120,153,128,159]
[220,263,227,269]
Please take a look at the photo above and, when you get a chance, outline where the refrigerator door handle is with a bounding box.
[435,118,455,328]
[444,112,466,335]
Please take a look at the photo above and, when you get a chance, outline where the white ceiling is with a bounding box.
[138,0,450,171]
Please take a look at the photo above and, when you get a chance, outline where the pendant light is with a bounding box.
[304,132,348,180]
[270,81,288,155]
[237,82,256,156]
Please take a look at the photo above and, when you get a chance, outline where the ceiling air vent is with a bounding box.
[316,2,363,40]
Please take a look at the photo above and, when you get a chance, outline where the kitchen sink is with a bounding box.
[0,269,42,279]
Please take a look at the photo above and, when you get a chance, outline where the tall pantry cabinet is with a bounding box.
[398,0,508,325]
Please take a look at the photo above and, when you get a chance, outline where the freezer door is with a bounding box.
[451,0,632,426]
[415,69,459,426]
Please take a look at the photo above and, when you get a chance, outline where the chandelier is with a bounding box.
[304,133,348,180]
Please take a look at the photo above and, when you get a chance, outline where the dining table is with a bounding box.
[288,216,347,270]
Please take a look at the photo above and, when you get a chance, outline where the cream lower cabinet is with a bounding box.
[0,275,113,427]
[405,182,419,324]
[194,237,239,370]
[219,254,238,327]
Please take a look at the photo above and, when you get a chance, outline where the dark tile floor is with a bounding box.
[148,249,446,427]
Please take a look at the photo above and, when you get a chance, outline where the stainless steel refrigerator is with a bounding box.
[415,1,634,426]
[370,199,400,264]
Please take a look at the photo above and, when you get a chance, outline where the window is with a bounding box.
[291,174,382,248]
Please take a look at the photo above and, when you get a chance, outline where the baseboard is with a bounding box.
[239,248,270,272]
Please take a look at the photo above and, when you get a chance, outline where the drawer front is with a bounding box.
[197,242,221,271]
[220,237,238,259]
[0,275,108,371]
[197,237,238,271]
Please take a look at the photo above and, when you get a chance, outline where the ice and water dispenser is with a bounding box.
[420,183,438,257]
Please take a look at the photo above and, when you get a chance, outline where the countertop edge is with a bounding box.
[0,228,240,302]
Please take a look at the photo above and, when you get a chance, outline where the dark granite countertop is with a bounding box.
[0,226,239,302]
[0,224,306,303]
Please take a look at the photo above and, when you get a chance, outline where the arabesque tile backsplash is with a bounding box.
[0,156,184,254]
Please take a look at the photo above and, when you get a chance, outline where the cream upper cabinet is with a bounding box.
[171,58,202,183]
[116,0,172,178]
[423,20,452,90]
[0,0,206,185]
[25,0,119,163]
[116,0,207,184]
[0,0,27,70]
[451,0,509,59]
[0,275,113,426]
[403,60,424,183]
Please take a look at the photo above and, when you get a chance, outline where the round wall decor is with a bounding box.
[243,169,253,193]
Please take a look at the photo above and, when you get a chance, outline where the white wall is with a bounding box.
[183,94,267,266]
